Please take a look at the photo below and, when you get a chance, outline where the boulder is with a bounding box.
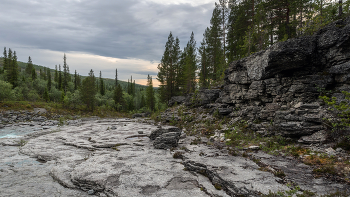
[149,126,182,149]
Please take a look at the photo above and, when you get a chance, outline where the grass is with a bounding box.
[0,101,131,119]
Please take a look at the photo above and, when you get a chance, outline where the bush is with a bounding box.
[0,80,13,101]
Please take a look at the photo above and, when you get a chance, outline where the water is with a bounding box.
[0,125,47,139]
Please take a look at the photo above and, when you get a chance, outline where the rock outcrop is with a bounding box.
[219,17,350,138]
[150,126,182,149]
[167,16,350,140]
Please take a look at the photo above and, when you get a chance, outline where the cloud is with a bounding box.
[0,0,215,85]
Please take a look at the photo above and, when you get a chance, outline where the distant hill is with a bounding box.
[0,57,147,91]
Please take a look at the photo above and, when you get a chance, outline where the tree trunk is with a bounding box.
[339,0,343,17]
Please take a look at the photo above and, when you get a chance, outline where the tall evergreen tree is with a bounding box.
[157,32,182,103]
[32,68,37,80]
[99,71,105,95]
[25,56,34,75]
[182,32,197,93]
[47,69,52,91]
[54,65,58,83]
[74,70,78,90]
[62,54,69,92]
[113,68,124,111]
[2,47,8,71]
[8,51,19,88]
[146,75,155,111]
[58,64,62,90]
[80,69,97,112]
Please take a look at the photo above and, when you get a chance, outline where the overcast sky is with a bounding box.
[0,0,216,86]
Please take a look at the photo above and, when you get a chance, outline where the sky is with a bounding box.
[0,0,216,86]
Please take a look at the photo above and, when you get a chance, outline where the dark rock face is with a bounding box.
[215,17,350,138]
[168,89,221,107]
[149,126,182,149]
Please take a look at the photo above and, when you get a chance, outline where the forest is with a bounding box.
[157,0,350,103]
[0,0,349,115]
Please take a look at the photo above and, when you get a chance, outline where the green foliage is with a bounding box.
[319,91,350,131]
[146,75,155,111]
[0,80,13,101]
[80,69,97,112]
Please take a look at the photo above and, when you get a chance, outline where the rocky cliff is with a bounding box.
[170,16,350,141]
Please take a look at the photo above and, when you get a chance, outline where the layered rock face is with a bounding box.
[168,17,350,138]
[219,17,350,137]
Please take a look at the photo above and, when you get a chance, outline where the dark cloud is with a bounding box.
[0,0,214,83]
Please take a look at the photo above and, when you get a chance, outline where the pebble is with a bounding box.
[249,146,260,150]
[87,189,95,195]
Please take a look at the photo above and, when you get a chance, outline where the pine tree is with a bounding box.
[115,68,118,86]
[43,88,49,102]
[47,69,52,91]
[80,69,97,111]
[74,70,78,90]
[99,71,105,95]
[113,68,124,111]
[157,32,182,103]
[146,75,155,111]
[183,32,197,93]
[25,56,33,75]
[2,47,8,72]
[62,54,68,92]
[32,68,37,80]
[7,50,19,88]
[54,65,58,83]
[58,64,62,90]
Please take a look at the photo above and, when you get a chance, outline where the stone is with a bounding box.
[248,146,260,150]
[87,189,94,195]
[325,147,336,156]
[153,132,181,149]
[298,130,328,144]
[168,96,187,107]
[110,126,117,130]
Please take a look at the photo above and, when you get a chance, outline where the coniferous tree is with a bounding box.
[182,32,197,93]
[32,68,37,80]
[7,50,19,88]
[25,56,33,75]
[99,71,105,95]
[47,69,52,91]
[58,64,62,90]
[157,32,182,103]
[74,70,78,90]
[113,68,124,111]
[146,75,155,111]
[62,54,69,92]
[43,88,49,102]
[80,69,97,111]
[54,65,58,83]
[2,47,8,71]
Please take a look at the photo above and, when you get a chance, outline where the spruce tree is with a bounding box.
[25,56,33,75]
[74,70,78,90]
[62,54,68,92]
[182,32,197,93]
[58,64,62,90]
[99,71,105,95]
[2,47,7,71]
[80,69,97,112]
[113,68,124,111]
[157,32,182,103]
[146,75,155,111]
[54,65,58,83]
[32,68,37,80]
[7,50,19,88]
[47,69,52,91]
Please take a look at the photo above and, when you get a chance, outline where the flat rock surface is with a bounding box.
[1,118,348,196]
